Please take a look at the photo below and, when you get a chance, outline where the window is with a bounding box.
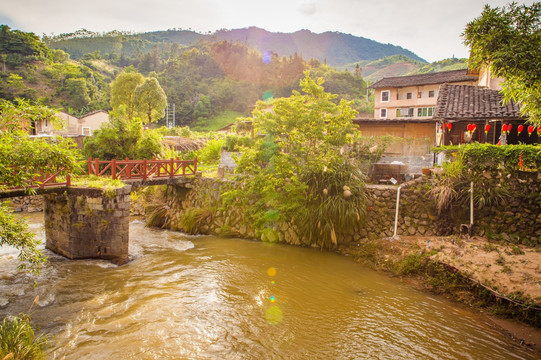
[82,127,91,136]
[406,92,412,99]
[44,119,49,128]
[397,108,414,117]
[417,107,435,117]
[381,91,390,102]
[417,92,422,98]
[380,108,387,118]
[429,90,435,98]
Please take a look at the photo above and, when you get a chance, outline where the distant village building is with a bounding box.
[370,69,479,120]
[35,110,109,137]
[359,68,537,177]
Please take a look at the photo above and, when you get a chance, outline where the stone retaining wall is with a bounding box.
[2,195,44,213]
[164,172,540,246]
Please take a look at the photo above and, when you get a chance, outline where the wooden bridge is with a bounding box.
[0,157,197,197]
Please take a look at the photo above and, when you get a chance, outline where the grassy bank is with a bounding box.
[338,236,541,328]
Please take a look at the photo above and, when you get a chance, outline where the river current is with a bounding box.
[0,213,539,359]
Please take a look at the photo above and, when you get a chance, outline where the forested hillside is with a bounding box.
[1,25,371,127]
[346,55,469,82]
[46,27,426,67]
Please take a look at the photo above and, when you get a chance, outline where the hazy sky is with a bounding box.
[0,0,533,62]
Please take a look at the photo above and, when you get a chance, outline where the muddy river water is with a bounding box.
[0,213,539,359]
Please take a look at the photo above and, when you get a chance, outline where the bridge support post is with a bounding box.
[44,185,132,264]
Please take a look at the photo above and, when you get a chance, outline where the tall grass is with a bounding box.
[179,207,213,234]
[0,314,48,360]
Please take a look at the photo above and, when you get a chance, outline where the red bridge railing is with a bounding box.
[2,168,71,190]
[87,158,198,180]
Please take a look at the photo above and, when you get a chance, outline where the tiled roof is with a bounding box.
[79,110,108,119]
[434,84,523,120]
[369,69,478,89]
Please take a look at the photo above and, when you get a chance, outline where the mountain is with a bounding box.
[342,55,469,83]
[47,27,426,67]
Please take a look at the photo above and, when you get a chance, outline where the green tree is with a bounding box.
[0,25,49,70]
[463,2,541,125]
[231,72,366,248]
[133,77,167,124]
[110,69,144,119]
[0,99,80,273]
[83,107,163,160]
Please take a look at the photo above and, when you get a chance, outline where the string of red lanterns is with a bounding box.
[442,122,539,138]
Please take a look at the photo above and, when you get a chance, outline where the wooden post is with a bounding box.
[67,174,71,187]
[143,159,147,181]
[88,158,92,175]
[126,158,131,179]
[193,157,197,174]
[170,158,174,178]
[39,169,44,188]
[111,159,116,179]
[94,158,100,176]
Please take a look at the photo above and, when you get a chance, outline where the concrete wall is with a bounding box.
[79,111,109,135]
[44,186,131,263]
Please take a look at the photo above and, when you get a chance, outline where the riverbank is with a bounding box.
[338,235,541,354]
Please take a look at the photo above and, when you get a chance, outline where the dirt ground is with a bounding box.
[350,234,541,353]
[398,235,541,303]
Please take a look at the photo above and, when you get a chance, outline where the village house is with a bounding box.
[35,110,109,137]
[370,69,479,121]
[356,68,541,178]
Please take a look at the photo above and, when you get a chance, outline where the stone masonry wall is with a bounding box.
[164,173,540,246]
[2,195,44,213]
[45,186,131,262]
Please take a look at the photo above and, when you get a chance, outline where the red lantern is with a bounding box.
[502,124,508,134]
[528,125,534,136]
[507,124,512,134]
[447,123,452,132]
[467,124,473,132]
[484,124,490,134]
[472,124,477,132]
[537,127,541,136]
[517,124,524,135]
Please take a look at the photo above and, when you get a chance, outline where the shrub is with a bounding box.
[0,314,48,360]
[179,207,213,234]
[224,135,253,151]
[195,139,224,164]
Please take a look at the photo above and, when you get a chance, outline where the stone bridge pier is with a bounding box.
[44,186,132,264]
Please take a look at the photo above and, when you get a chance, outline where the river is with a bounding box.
[0,213,539,359]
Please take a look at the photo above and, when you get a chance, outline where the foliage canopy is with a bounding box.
[463,2,541,125]
[0,100,80,273]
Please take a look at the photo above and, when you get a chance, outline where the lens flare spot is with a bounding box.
[271,280,275,285]
[265,305,283,325]
[262,50,272,64]
[270,296,276,303]
[262,90,274,101]
[267,267,277,277]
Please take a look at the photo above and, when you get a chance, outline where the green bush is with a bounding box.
[434,143,541,172]
[195,139,224,164]
[224,134,253,151]
[0,314,48,360]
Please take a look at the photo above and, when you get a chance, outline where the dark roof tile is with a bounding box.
[434,84,523,120]
[369,69,477,89]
